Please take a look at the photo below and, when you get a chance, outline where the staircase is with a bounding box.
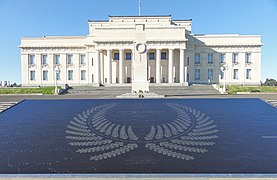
[66,85,220,97]
[266,100,277,108]
[150,85,220,96]
[66,86,132,97]
[0,102,18,113]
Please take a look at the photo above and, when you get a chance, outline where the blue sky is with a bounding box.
[0,0,276,84]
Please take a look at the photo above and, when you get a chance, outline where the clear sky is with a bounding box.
[0,0,276,84]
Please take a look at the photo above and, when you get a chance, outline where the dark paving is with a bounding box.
[0,98,277,174]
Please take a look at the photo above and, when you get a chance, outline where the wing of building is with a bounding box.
[19,15,262,86]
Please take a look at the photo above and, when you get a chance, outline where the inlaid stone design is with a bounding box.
[66,102,218,161]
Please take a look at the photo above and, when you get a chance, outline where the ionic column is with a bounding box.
[106,49,111,84]
[179,49,185,83]
[168,49,174,83]
[95,49,101,84]
[119,49,124,84]
[156,49,161,83]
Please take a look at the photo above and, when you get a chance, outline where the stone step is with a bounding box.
[0,102,18,113]
[266,100,277,107]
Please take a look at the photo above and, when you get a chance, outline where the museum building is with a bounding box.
[19,15,262,86]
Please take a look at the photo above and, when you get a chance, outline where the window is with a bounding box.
[55,55,60,65]
[80,54,86,64]
[195,69,200,80]
[67,54,73,64]
[81,70,86,80]
[233,53,239,63]
[221,71,224,79]
[42,55,47,65]
[246,69,252,79]
[187,57,190,65]
[195,53,200,64]
[29,55,35,65]
[149,52,155,60]
[220,53,225,63]
[161,52,167,60]
[56,71,60,80]
[114,53,119,60]
[208,69,213,79]
[233,69,239,79]
[245,53,251,63]
[43,70,48,81]
[208,53,213,64]
[30,71,35,81]
[68,70,73,80]
[91,58,94,66]
[125,53,132,60]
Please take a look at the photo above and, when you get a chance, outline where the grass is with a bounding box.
[0,86,58,95]
[226,86,277,94]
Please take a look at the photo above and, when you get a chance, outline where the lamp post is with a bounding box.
[220,64,228,93]
[54,66,60,95]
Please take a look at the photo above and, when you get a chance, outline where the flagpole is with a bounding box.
[139,0,141,16]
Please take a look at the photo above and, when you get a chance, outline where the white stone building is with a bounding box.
[19,15,262,87]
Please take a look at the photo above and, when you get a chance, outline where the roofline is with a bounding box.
[173,19,192,21]
[108,15,171,18]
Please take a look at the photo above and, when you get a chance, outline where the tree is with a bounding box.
[263,78,277,86]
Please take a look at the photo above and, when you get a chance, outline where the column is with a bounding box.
[119,49,124,84]
[179,49,185,83]
[168,49,174,83]
[95,49,100,84]
[106,49,111,84]
[156,49,161,83]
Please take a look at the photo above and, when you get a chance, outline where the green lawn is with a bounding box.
[226,86,277,94]
[0,87,57,95]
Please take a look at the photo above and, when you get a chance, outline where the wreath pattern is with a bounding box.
[66,103,218,161]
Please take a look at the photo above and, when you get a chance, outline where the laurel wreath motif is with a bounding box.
[66,103,218,161]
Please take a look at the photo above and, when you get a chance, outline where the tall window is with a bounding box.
[42,55,47,65]
[91,58,94,66]
[220,53,225,63]
[114,53,119,60]
[80,54,86,64]
[221,71,224,79]
[161,52,167,60]
[43,70,48,81]
[195,53,200,64]
[208,69,213,79]
[233,53,239,63]
[68,70,73,80]
[67,54,73,64]
[246,69,252,79]
[56,71,60,80]
[245,53,251,63]
[125,53,132,60]
[149,52,155,60]
[208,53,213,64]
[233,69,239,79]
[81,70,86,80]
[55,54,60,65]
[30,71,35,81]
[195,69,200,80]
[187,57,190,65]
[29,55,35,65]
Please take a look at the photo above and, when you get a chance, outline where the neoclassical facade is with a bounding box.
[20,15,262,86]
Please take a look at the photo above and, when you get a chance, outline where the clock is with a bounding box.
[136,43,147,53]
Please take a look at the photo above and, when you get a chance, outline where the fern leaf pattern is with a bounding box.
[66,102,218,162]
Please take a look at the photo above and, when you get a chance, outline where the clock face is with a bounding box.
[136,43,146,53]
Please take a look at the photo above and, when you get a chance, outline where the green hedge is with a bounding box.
[0,87,57,95]
[226,86,277,94]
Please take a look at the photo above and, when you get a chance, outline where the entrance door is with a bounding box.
[150,77,155,83]
[127,77,131,83]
